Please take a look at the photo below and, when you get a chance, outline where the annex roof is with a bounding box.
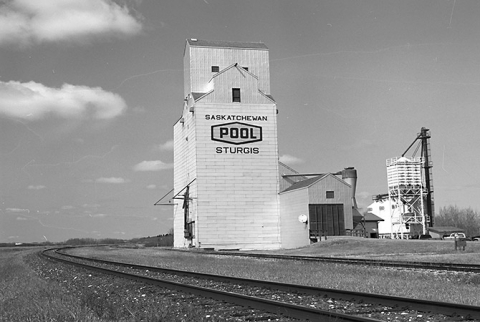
[280,174,327,193]
[363,212,384,222]
[429,226,465,233]
[186,38,268,50]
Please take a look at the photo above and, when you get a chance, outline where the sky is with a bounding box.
[1,0,480,243]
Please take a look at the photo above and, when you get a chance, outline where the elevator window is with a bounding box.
[232,88,241,102]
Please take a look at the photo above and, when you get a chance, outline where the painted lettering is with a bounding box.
[215,147,260,154]
[205,114,268,122]
[219,128,229,138]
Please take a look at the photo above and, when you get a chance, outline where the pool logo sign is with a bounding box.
[211,122,262,145]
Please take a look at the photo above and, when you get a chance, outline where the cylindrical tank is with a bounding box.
[386,157,422,188]
[341,167,357,208]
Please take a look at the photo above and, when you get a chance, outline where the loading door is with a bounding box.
[309,204,345,236]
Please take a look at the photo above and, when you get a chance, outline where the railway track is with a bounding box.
[41,247,480,322]
[164,248,480,273]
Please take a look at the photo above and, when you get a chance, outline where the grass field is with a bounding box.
[0,247,103,322]
[0,247,215,322]
[2,237,480,321]
[260,236,480,264]
[70,237,480,306]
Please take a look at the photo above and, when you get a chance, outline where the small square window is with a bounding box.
[379,206,385,211]
[232,88,241,102]
[326,191,334,199]
[242,67,248,71]
[211,66,219,72]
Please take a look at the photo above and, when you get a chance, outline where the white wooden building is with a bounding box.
[173,39,354,250]
[174,39,280,250]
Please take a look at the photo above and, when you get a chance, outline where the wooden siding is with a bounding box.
[279,188,310,249]
[173,105,198,247]
[309,204,346,236]
[199,67,273,105]
[185,44,270,97]
[308,174,353,230]
[194,102,281,249]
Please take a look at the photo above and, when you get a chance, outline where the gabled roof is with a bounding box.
[192,92,209,101]
[186,38,268,50]
[363,212,384,222]
[281,175,327,193]
[258,90,275,103]
[211,63,258,80]
[429,226,465,233]
[259,90,275,103]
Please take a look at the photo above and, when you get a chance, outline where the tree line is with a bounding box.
[435,205,480,237]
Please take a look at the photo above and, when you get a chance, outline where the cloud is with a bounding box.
[90,213,108,218]
[28,185,46,190]
[279,154,304,165]
[82,203,100,208]
[0,0,143,46]
[157,140,174,151]
[16,216,28,220]
[96,177,129,184]
[133,160,173,171]
[146,184,157,189]
[6,208,30,213]
[0,81,127,121]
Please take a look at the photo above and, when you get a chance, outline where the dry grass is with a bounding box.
[70,237,480,306]
[0,247,220,322]
[0,247,102,322]
[4,238,479,321]
[271,237,480,264]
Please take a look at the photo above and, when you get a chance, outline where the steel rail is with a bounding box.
[174,249,480,273]
[53,248,480,320]
[41,249,380,322]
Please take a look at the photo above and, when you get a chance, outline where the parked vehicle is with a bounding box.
[471,235,480,241]
[443,232,466,240]
[419,234,432,240]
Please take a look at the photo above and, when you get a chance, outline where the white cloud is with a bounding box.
[146,184,156,189]
[28,185,46,190]
[133,160,173,171]
[0,81,127,121]
[6,208,30,213]
[0,0,142,46]
[279,154,304,165]
[96,177,129,184]
[157,140,174,151]
[90,213,108,218]
[82,203,100,208]
[16,216,28,220]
